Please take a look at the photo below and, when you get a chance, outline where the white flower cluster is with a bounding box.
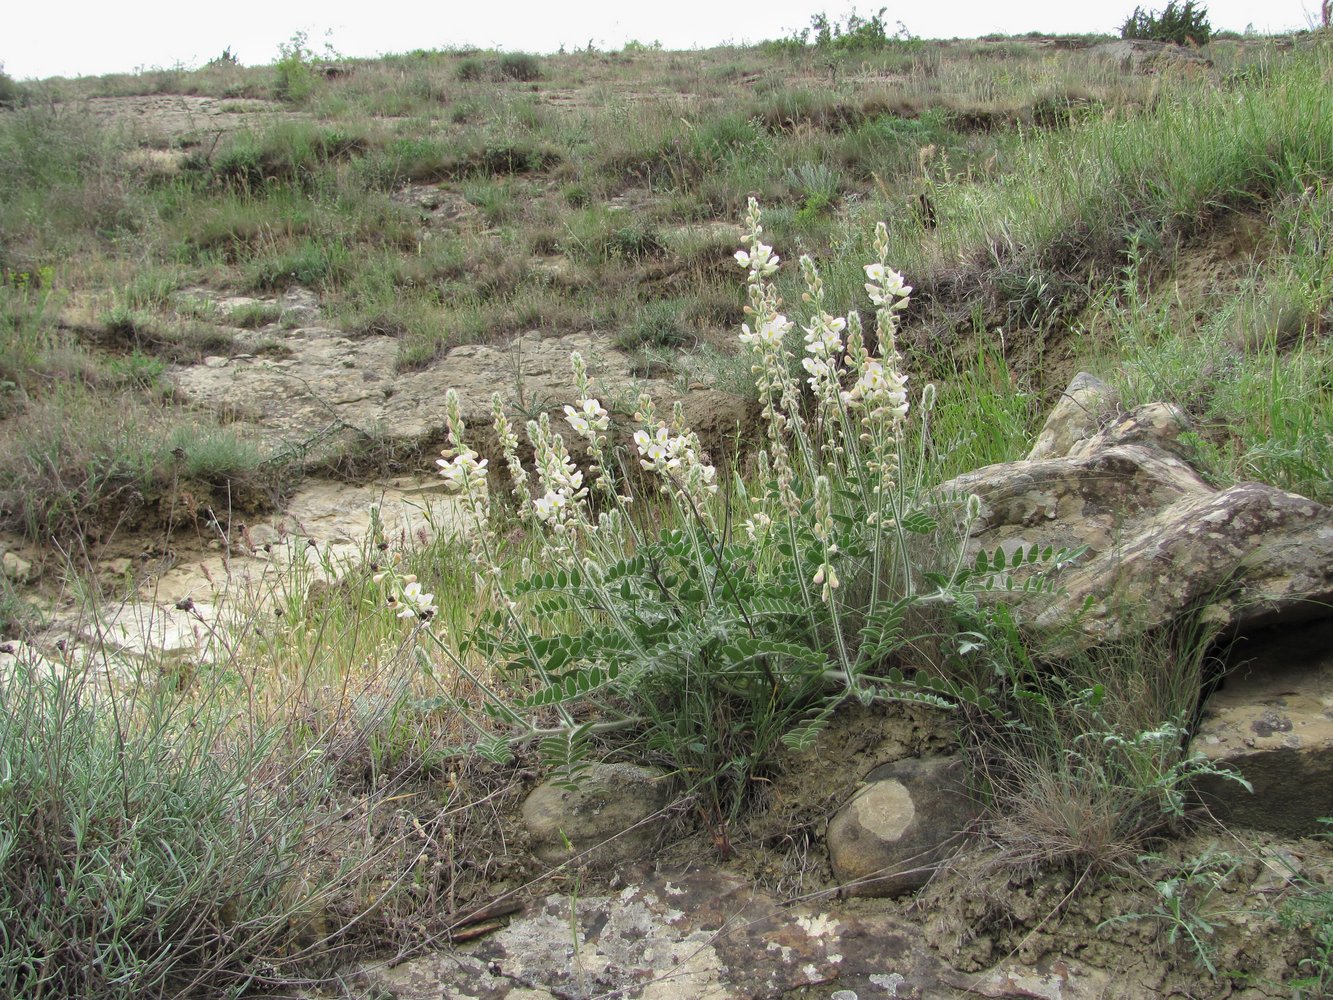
[563,397,610,439]
[734,241,780,278]
[436,448,489,499]
[841,358,909,420]
[530,414,588,530]
[438,388,490,503]
[633,425,718,494]
[863,262,912,310]
[803,311,846,359]
[800,309,848,394]
[739,313,793,348]
[373,569,438,621]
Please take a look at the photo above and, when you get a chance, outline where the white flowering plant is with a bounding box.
[404,199,1080,836]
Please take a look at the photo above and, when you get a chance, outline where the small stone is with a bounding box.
[1,551,33,584]
[827,756,978,897]
[521,762,673,870]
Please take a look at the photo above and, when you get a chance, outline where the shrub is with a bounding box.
[0,64,26,109]
[783,8,923,53]
[389,201,1077,834]
[273,32,317,102]
[1120,1,1212,45]
[454,53,542,83]
[455,58,487,82]
[498,52,542,82]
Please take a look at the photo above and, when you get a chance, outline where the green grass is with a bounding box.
[1102,182,1333,503]
[0,385,273,542]
[0,636,414,998]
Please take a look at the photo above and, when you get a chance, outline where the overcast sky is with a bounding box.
[4,0,1323,81]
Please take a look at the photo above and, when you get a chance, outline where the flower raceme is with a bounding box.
[436,448,488,499]
[802,312,846,359]
[842,359,909,419]
[864,262,912,309]
[739,314,792,348]
[563,398,610,439]
[734,241,780,278]
[632,425,719,494]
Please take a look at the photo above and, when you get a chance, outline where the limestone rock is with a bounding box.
[1191,619,1333,835]
[1037,481,1333,639]
[356,867,962,1000]
[948,403,1210,558]
[521,762,673,870]
[940,390,1333,644]
[1026,372,1120,461]
[827,756,978,897]
[1,550,33,585]
[280,287,321,326]
[170,325,682,473]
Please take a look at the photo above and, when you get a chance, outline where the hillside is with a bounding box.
[1,28,1332,999]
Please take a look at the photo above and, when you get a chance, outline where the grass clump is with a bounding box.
[0,389,272,542]
[1104,185,1333,503]
[957,607,1241,878]
[0,648,393,998]
[498,52,542,82]
[227,300,284,328]
[455,52,542,83]
[617,297,695,350]
[0,661,303,997]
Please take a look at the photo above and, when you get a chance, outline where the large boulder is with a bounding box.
[940,379,1333,644]
[521,762,674,871]
[826,755,978,897]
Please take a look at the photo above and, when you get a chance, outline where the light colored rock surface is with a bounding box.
[351,867,1117,999]
[42,476,462,671]
[171,321,679,468]
[827,756,979,897]
[942,391,1333,643]
[1037,480,1333,638]
[1026,371,1120,462]
[521,763,674,870]
[76,94,301,144]
[1192,619,1333,835]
